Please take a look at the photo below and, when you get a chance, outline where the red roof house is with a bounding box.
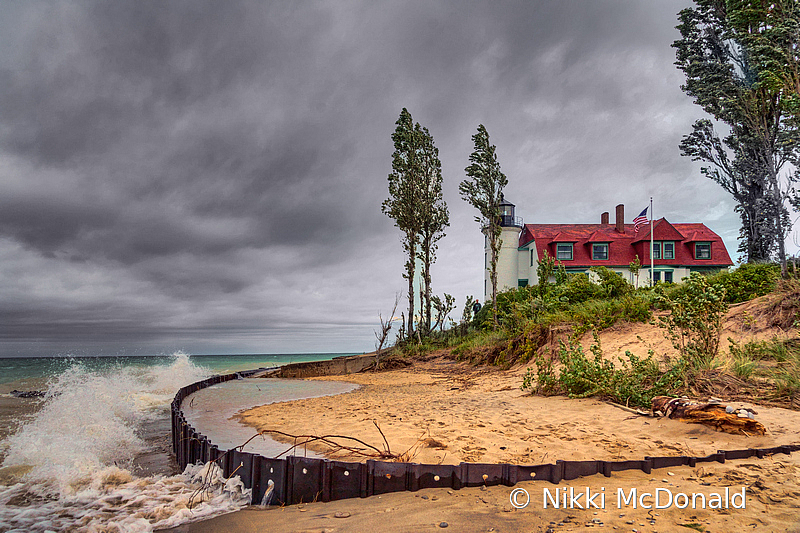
[510,204,733,288]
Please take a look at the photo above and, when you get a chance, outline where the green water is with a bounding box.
[0,352,356,386]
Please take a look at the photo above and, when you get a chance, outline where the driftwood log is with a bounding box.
[651,396,766,436]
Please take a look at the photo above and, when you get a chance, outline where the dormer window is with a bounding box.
[695,242,711,259]
[653,241,675,260]
[556,243,573,261]
[592,243,609,260]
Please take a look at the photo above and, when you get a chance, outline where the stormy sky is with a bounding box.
[1,1,791,357]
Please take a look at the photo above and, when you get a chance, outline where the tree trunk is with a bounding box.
[424,240,432,333]
[407,241,416,338]
[763,143,789,277]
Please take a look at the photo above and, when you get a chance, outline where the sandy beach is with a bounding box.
[159,351,800,533]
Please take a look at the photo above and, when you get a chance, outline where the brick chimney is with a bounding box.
[601,212,609,225]
[615,204,624,233]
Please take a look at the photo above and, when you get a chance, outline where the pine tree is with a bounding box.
[460,125,508,328]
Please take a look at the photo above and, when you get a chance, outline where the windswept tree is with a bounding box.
[383,109,420,338]
[416,123,449,333]
[382,109,448,338]
[727,0,800,119]
[674,0,800,275]
[679,119,777,261]
[460,125,508,328]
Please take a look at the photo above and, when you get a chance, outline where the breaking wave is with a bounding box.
[0,352,251,532]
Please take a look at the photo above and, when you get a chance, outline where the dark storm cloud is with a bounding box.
[0,1,368,258]
[0,0,762,356]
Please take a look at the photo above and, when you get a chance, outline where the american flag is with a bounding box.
[633,207,648,234]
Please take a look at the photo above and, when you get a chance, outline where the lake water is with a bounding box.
[0,351,356,532]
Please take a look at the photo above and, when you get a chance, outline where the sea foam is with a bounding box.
[0,352,251,532]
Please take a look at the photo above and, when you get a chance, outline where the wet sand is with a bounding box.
[0,381,46,466]
[132,417,180,477]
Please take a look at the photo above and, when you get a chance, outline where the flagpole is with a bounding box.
[649,196,654,287]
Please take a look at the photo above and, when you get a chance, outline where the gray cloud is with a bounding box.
[0,0,782,357]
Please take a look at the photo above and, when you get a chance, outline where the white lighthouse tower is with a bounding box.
[484,194,523,302]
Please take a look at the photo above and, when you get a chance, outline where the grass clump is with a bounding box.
[771,354,800,403]
[568,295,652,335]
[450,330,508,359]
[726,337,800,403]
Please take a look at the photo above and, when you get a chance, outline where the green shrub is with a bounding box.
[520,350,558,394]
[568,294,652,334]
[521,335,684,408]
[555,273,603,304]
[590,266,632,298]
[655,272,728,368]
[710,263,780,303]
[537,249,557,294]
[620,294,653,323]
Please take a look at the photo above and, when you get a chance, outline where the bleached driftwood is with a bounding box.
[651,396,766,436]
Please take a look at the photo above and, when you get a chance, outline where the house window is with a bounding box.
[663,242,674,259]
[653,271,661,282]
[653,241,675,260]
[518,279,528,287]
[530,249,535,266]
[592,243,609,260]
[664,271,674,283]
[695,242,711,259]
[556,243,573,261]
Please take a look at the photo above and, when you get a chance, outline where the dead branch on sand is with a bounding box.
[229,420,424,462]
[651,396,766,436]
[186,420,435,508]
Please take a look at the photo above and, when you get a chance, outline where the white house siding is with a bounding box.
[522,257,696,290]
[517,244,530,286]
[518,242,539,286]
